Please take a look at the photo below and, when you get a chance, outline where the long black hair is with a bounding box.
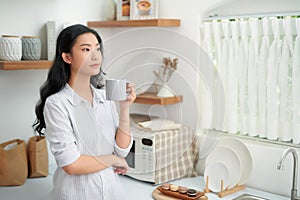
[33,24,104,135]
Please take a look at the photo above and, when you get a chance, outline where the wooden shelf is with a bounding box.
[87,19,180,28]
[134,93,183,105]
[0,60,52,70]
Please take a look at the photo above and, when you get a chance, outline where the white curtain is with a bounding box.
[200,16,300,144]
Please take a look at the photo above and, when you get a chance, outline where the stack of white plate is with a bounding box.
[204,137,253,192]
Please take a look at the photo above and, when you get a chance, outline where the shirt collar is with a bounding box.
[64,84,105,107]
[90,85,105,104]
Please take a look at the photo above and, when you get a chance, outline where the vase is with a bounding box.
[21,36,41,60]
[46,21,56,61]
[157,82,175,97]
[0,35,22,61]
[103,0,116,21]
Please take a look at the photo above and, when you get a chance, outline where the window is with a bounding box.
[200,15,300,145]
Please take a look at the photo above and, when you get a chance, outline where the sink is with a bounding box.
[232,193,269,200]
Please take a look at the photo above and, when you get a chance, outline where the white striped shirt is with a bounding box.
[44,84,132,200]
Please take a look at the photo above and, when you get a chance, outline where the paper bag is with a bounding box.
[0,139,28,186]
[27,136,48,178]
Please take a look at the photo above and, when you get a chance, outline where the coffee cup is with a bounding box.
[137,0,152,15]
[105,79,127,101]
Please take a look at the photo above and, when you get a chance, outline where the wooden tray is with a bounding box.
[152,189,181,200]
[154,186,206,200]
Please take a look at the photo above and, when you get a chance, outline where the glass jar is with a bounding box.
[21,36,41,60]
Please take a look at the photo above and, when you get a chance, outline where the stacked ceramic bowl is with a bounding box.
[0,35,22,61]
[204,137,253,192]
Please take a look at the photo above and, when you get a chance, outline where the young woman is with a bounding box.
[33,24,136,199]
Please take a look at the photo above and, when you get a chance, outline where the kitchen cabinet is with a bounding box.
[0,60,52,70]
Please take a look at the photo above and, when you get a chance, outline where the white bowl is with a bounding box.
[205,145,242,189]
[204,161,229,192]
[216,137,253,185]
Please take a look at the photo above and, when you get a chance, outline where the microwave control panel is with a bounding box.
[137,138,155,173]
[126,137,155,175]
[125,129,158,183]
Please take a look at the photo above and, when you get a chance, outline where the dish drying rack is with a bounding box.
[203,176,245,198]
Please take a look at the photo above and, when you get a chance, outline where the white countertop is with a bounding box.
[120,175,289,200]
[0,174,289,200]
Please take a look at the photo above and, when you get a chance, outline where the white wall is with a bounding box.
[0,0,299,198]
[0,0,108,142]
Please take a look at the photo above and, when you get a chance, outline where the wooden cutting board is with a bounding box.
[152,188,208,200]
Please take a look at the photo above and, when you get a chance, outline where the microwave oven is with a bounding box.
[125,126,198,184]
[125,128,156,183]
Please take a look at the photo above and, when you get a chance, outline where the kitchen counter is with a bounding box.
[0,174,289,200]
[120,175,289,200]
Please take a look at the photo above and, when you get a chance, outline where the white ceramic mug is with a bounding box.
[105,79,127,101]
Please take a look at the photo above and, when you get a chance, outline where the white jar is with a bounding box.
[102,0,116,21]
[0,35,22,61]
[22,36,41,60]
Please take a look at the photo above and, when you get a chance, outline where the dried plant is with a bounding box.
[153,57,178,83]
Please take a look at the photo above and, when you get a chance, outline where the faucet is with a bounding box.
[277,148,300,200]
